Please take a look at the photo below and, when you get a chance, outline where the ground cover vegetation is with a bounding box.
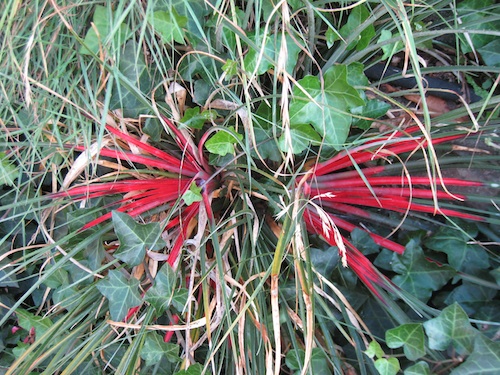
[1,0,500,374]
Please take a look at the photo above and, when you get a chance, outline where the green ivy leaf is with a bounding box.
[285,348,331,375]
[12,343,30,359]
[143,118,163,139]
[289,65,364,149]
[365,340,385,359]
[243,33,301,75]
[112,211,165,266]
[174,363,203,375]
[43,265,69,289]
[351,227,379,255]
[335,5,375,51]
[171,288,189,312]
[140,332,179,367]
[97,269,142,321]
[52,285,82,311]
[251,103,282,161]
[16,308,54,340]
[386,323,425,360]
[145,263,177,314]
[0,258,19,288]
[351,99,391,130]
[109,40,153,118]
[0,152,18,186]
[325,27,341,49]
[309,247,339,278]
[205,127,243,156]
[391,240,456,301]
[170,0,210,46]
[404,361,431,375]
[424,223,489,273]
[222,59,238,80]
[457,0,499,53]
[80,6,131,55]
[181,107,217,129]
[65,208,106,270]
[278,124,321,154]
[423,303,477,355]
[182,181,203,206]
[491,267,500,285]
[149,9,187,45]
[478,39,500,67]
[346,62,370,89]
[450,335,500,374]
[444,281,497,315]
[378,29,404,60]
[374,357,400,375]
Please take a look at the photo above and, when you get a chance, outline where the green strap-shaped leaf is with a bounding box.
[96,269,142,321]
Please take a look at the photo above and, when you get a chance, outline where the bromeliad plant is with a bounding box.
[301,126,488,296]
[52,116,219,269]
